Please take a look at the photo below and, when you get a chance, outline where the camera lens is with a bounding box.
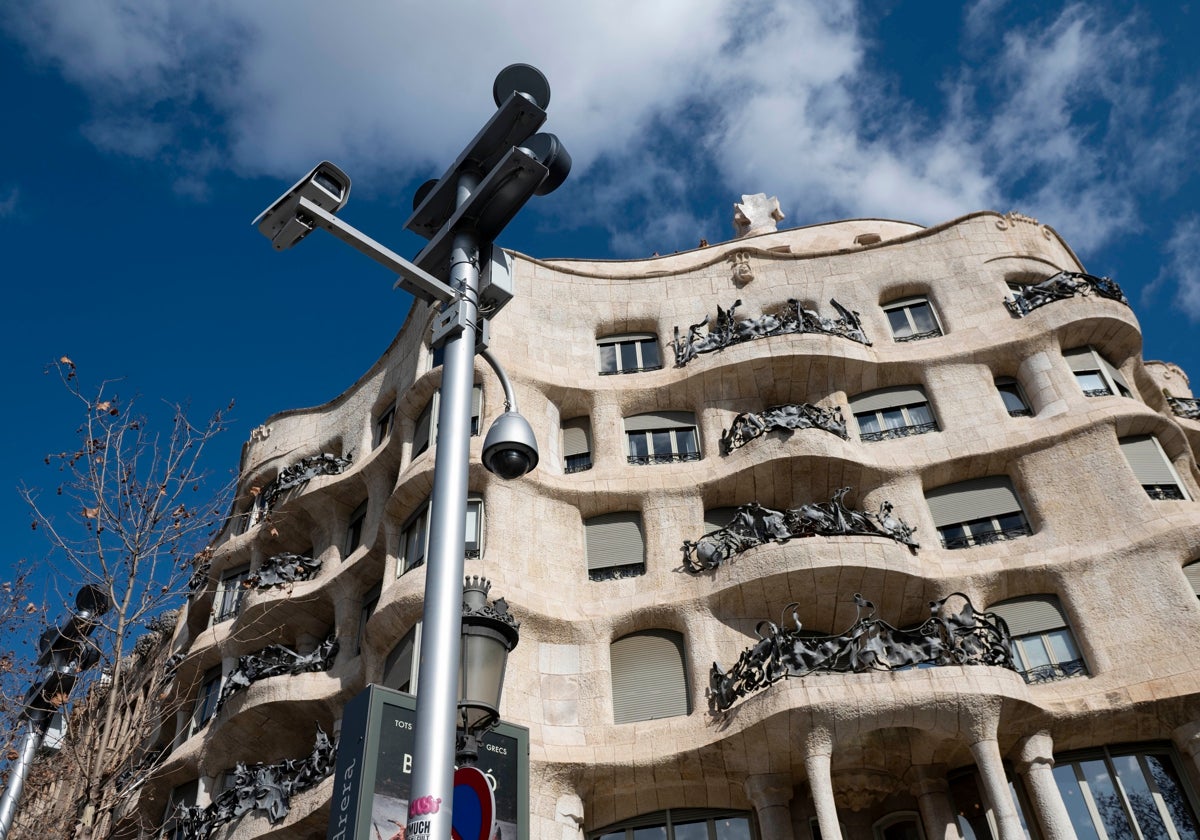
[487,448,532,480]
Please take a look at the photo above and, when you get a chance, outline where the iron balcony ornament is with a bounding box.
[720,403,849,454]
[247,552,322,588]
[251,452,354,520]
[707,593,1016,714]
[1167,396,1200,421]
[216,634,339,712]
[672,297,870,367]
[1004,271,1129,317]
[171,724,337,839]
[682,488,918,573]
[859,420,938,443]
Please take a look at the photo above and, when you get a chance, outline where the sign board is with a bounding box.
[328,685,528,840]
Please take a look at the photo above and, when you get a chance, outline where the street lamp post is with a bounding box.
[254,64,569,840]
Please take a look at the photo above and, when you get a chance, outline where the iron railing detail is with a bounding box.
[941,524,1032,550]
[720,403,848,454]
[216,634,339,712]
[1168,396,1200,421]
[599,364,662,376]
[1022,658,1087,685]
[1082,387,1113,398]
[1004,271,1129,317]
[172,725,336,838]
[246,452,353,527]
[682,489,918,573]
[1145,484,1186,500]
[672,298,870,367]
[708,593,1017,714]
[564,454,593,473]
[248,552,321,588]
[1007,408,1033,418]
[893,327,942,343]
[627,451,703,465]
[588,562,645,582]
[859,421,938,443]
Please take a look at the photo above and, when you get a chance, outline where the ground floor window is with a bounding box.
[591,809,754,840]
[1052,746,1199,840]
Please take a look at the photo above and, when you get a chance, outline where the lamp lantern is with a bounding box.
[456,577,519,764]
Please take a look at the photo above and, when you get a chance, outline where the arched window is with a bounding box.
[610,630,689,723]
[925,476,1031,549]
[585,512,645,581]
[989,595,1086,684]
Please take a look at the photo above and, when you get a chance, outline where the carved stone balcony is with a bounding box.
[1004,271,1129,317]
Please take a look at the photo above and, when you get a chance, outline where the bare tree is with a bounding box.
[19,358,232,836]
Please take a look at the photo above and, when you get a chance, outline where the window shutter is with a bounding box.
[624,412,696,432]
[1119,436,1178,486]
[562,418,591,457]
[585,512,644,570]
[598,332,655,345]
[1064,346,1098,372]
[925,476,1023,528]
[1184,564,1200,597]
[988,596,1066,636]
[413,403,432,453]
[1099,356,1130,391]
[471,384,483,419]
[849,386,928,413]
[610,630,689,723]
[704,507,739,532]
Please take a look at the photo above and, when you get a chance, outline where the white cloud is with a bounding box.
[0,187,17,217]
[2,1,1193,256]
[1158,216,1200,321]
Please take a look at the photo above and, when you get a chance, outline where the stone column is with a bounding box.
[911,772,964,840]
[744,773,795,840]
[969,739,1024,840]
[1015,733,1077,840]
[805,751,842,840]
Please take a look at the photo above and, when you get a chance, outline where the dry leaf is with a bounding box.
[83,507,99,519]
[60,356,73,365]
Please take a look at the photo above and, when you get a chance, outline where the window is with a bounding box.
[1120,435,1189,500]
[1052,747,1200,839]
[585,512,645,581]
[849,386,938,442]
[926,476,1031,549]
[399,497,483,576]
[357,583,381,655]
[344,500,368,558]
[1184,562,1200,599]
[373,405,395,449]
[412,385,483,458]
[995,377,1032,417]
[873,813,924,840]
[191,666,221,735]
[562,416,593,473]
[989,595,1086,684]
[163,779,199,840]
[1064,345,1132,398]
[597,333,662,375]
[625,412,700,464]
[212,565,249,625]
[883,296,942,341]
[610,630,689,723]
[591,810,754,840]
[383,624,422,694]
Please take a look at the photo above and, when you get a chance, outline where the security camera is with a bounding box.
[482,411,539,480]
[253,161,351,251]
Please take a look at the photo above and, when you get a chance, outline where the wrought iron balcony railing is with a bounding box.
[564,454,593,473]
[1007,408,1033,418]
[1145,484,1186,500]
[1005,271,1129,317]
[627,452,702,465]
[1168,396,1200,421]
[941,524,1032,550]
[894,327,942,343]
[599,363,663,376]
[588,562,645,582]
[1022,658,1087,684]
[1082,387,1113,398]
[859,421,938,442]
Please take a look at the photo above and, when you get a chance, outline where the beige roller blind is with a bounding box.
[849,386,928,414]
[585,512,644,571]
[561,418,592,457]
[1099,356,1131,390]
[704,507,739,532]
[610,630,689,724]
[598,332,655,345]
[624,411,696,432]
[1064,346,1099,372]
[413,402,432,453]
[471,384,483,420]
[1119,436,1178,486]
[988,595,1066,636]
[1184,564,1200,597]
[925,476,1022,528]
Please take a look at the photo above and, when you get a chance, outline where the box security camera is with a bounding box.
[253,161,351,251]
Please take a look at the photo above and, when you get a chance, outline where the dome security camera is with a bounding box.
[482,411,539,480]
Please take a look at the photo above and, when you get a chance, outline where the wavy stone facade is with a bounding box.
[147,210,1200,840]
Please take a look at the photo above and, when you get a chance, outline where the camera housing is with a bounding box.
[253,161,351,251]
[482,411,539,480]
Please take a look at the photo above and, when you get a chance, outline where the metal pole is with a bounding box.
[405,171,482,840]
[0,712,47,840]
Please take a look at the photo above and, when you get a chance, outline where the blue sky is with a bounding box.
[1,0,1198,609]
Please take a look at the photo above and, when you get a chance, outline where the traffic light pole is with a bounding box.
[0,712,47,840]
[405,179,482,840]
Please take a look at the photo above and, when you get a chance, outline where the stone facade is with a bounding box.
[127,211,1200,839]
